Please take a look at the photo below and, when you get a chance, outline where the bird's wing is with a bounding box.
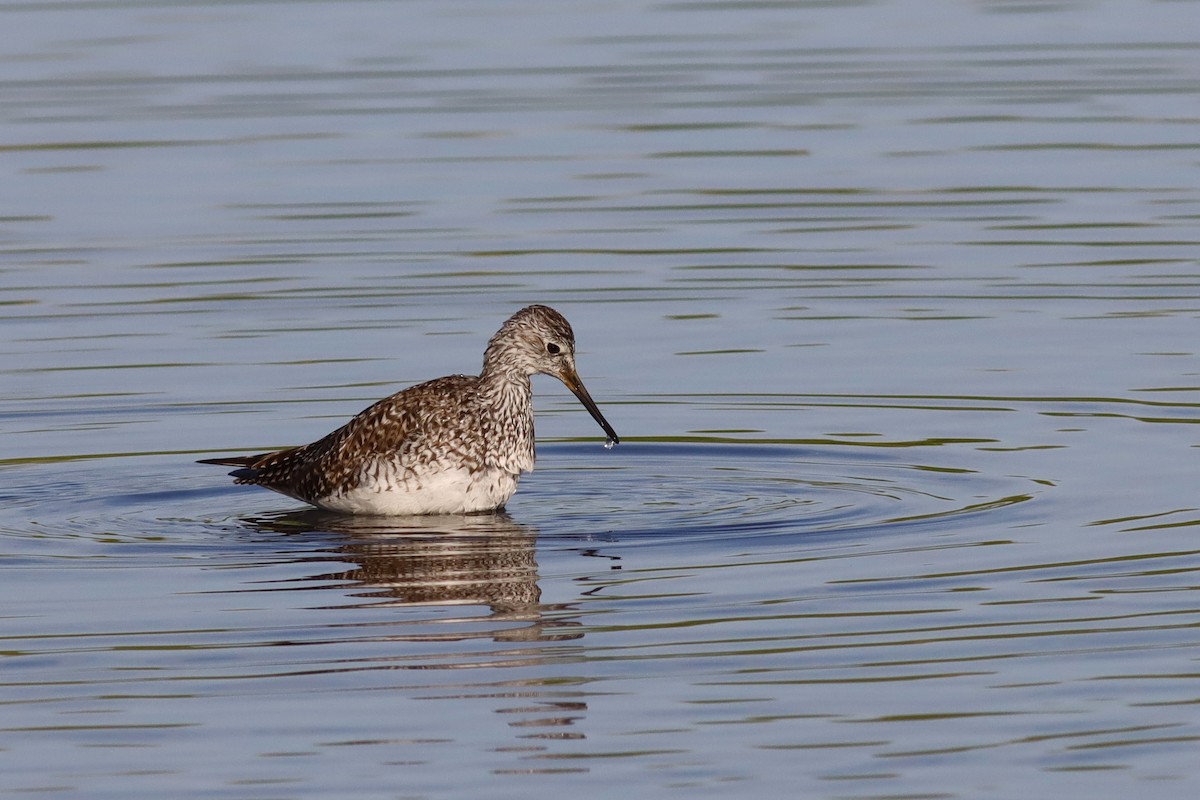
[199,375,480,503]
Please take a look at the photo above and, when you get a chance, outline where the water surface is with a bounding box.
[3,1,1200,797]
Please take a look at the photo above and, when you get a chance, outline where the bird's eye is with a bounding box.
[546,342,561,355]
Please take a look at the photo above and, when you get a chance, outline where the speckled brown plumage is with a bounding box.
[199,305,619,515]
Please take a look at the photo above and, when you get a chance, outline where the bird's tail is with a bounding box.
[197,454,266,481]
[197,455,258,468]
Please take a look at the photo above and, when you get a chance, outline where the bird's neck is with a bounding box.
[479,362,532,400]
[477,366,535,473]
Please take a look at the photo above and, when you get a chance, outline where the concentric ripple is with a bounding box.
[511,442,1044,545]
[0,443,1045,552]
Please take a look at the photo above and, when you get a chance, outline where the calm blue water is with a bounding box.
[3,1,1200,797]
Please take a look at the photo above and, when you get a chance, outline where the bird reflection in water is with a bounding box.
[239,510,591,754]
[244,509,581,643]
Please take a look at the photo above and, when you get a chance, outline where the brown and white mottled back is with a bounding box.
[198,304,619,516]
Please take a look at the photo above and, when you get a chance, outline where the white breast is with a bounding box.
[314,464,521,516]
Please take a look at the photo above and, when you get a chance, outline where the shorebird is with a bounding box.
[199,305,619,515]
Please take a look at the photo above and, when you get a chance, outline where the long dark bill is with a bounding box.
[559,366,620,445]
